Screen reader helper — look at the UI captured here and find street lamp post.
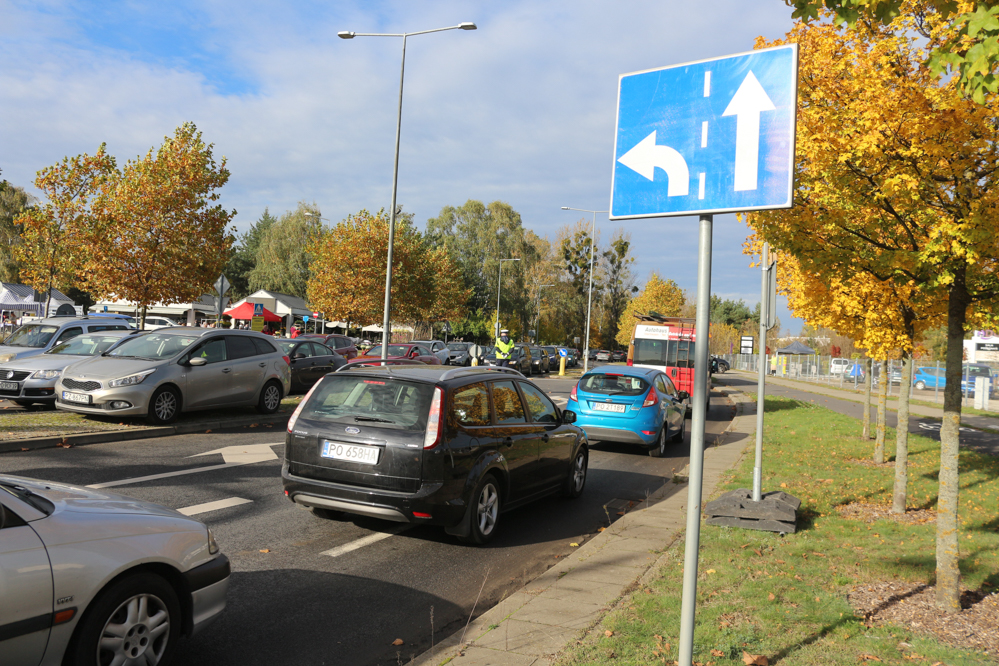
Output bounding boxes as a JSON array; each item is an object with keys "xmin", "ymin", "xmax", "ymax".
[
  {"xmin": 339, "ymin": 22, "xmax": 477, "ymax": 360},
  {"xmin": 561, "ymin": 206, "xmax": 608, "ymax": 373},
  {"xmin": 496, "ymin": 258, "xmax": 520, "ymax": 339}
]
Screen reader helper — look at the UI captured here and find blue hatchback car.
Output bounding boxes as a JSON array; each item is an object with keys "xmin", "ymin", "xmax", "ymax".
[{"xmin": 566, "ymin": 366, "xmax": 688, "ymax": 457}]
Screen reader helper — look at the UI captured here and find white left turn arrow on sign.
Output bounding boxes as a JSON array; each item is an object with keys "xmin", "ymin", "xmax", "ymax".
[
  {"xmin": 617, "ymin": 131, "xmax": 690, "ymax": 196},
  {"xmin": 722, "ymin": 71, "xmax": 776, "ymax": 192},
  {"xmin": 190, "ymin": 442, "xmax": 281, "ymax": 465}
]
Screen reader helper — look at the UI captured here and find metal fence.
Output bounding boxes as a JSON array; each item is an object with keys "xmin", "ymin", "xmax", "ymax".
[{"xmin": 718, "ymin": 353, "xmax": 998, "ymax": 413}]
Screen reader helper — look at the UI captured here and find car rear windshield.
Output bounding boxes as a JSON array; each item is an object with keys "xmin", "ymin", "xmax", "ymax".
[
  {"xmin": 48, "ymin": 334, "xmax": 125, "ymax": 356},
  {"xmin": 365, "ymin": 345, "xmax": 412, "ymax": 357},
  {"xmin": 3, "ymin": 324, "xmax": 59, "ymax": 348},
  {"xmin": 107, "ymin": 333, "xmax": 198, "ymax": 360},
  {"xmin": 299, "ymin": 376, "xmax": 434, "ymax": 431},
  {"xmin": 581, "ymin": 373, "xmax": 649, "ymax": 396},
  {"xmin": 965, "ymin": 365, "xmax": 992, "ymax": 377}
]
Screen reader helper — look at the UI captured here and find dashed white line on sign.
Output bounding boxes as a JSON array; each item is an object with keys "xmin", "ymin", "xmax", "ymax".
[
  {"xmin": 321, "ymin": 525, "xmax": 412, "ymax": 559},
  {"xmin": 178, "ymin": 497, "xmax": 253, "ymax": 516}
]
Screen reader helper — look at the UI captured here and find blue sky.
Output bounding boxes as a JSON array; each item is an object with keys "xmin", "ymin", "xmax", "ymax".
[{"xmin": 0, "ymin": 0, "xmax": 803, "ymax": 336}]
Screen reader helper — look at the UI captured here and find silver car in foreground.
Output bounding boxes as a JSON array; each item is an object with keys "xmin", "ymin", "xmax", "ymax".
[
  {"xmin": 0, "ymin": 330, "xmax": 138, "ymax": 408},
  {"xmin": 55, "ymin": 328, "xmax": 292, "ymax": 424},
  {"xmin": 0, "ymin": 474, "xmax": 230, "ymax": 666}
]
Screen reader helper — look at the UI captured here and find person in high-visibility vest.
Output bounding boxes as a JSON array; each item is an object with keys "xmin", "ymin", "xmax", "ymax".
[{"xmin": 494, "ymin": 328, "xmax": 515, "ymax": 367}]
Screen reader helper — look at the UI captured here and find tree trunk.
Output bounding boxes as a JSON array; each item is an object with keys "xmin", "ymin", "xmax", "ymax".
[
  {"xmin": 936, "ymin": 278, "xmax": 968, "ymax": 612},
  {"xmin": 140, "ymin": 305, "xmax": 147, "ymax": 331},
  {"xmin": 893, "ymin": 352, "xmax": 913, "ymax": 514},
  {"xmin": 875, "ymin": 359, "xmax": 888, "ymax": 463},
  {"xmin": 862, "ymin": 357, "xmax": 873, "ymax": 439}
]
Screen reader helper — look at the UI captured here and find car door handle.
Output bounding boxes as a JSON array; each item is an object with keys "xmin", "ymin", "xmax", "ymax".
[
  {"xmin": 222, "ymin": 368, "xmax": 231, "ymax": 373},
  {"xmin": 503, "ymin": 437, "xmax": 514, "ymax": 447},
  {"xmin": 541, "ymin": 434, "xmax": 549, "ymax": 443},
  {"xmin": 258, "ymin": 362, "xmax": 266, "ymax": 367}
]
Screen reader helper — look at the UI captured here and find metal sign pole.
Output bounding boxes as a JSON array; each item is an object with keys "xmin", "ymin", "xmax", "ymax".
[
  {"xmin": 678, "ymin": 214, "xmax": 713, "ymax": 666},
  {"xmin": 753, "ymin": 243, "xmax": 769, "ymax": 501}
]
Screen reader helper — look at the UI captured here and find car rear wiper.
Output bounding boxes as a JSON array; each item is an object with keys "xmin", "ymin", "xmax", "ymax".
[{"xmin": 354, "ymin": 416, "xmax": 395, "ymax": 423}]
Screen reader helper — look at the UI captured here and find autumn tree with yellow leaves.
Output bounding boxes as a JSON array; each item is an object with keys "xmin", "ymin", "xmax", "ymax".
[
  {"xmin": 87, "ymin": 124, "xmax": 236, "ymax": 329},
  {"xmin": 615, "ymin": 272, "xmax": 686, "ymax": 347},
  {"xmin": 747, "ymin": 8, "xmax": 999, "ymax": 611},
  {"xmin": 307, "ymin": 210, "xmax": 469, "ymax": 333},
  {"xmin": 15, "ymin": 147, "xmax": 116, "ymax": 315}
]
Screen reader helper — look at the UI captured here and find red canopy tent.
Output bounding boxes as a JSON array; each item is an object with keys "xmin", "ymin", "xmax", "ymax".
[{"xmin": 224, "ymin": 302, "xmax": 282, "ymax": 322}]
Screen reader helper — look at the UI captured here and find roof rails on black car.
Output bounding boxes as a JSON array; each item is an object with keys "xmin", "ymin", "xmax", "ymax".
[{"xmin": 439, "ymin": 366, "xmax": 525, "ymax": 382}]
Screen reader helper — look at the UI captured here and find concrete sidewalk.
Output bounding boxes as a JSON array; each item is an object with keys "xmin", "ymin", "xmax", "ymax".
[
  {"xmin": 415, "ymin": 386, "xmax": 758, "ymax": 666},
  {"xmin": 730, "ymin": 369, "xmax": 999, "ymax": 431}
]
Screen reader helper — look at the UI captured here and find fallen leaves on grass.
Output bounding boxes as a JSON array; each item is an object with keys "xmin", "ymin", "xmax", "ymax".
[
  {"xmin": 836, "ymin": 502, "xmax": 936, "ymax": 525},
  {"xmin": 711, "ymin": 649, "xmax": 725, "ymax": 657},
  {"xmin": 857, "ymin": 655, "xmax": 881, "ymax": 662},
  {"xmin": 742, "ymin": 651, "xmax": 768, "ymax": 665},
  {"xmin": 848, "ymin": 581, "xmax": 999, "ymax": 657},
  {"xmin": 605, "ymin": 630, "xmax": 614, "ymax": 637},
  {"xmin": 768, "ymin": 592, "xmax": 776, "ymax": 601}
]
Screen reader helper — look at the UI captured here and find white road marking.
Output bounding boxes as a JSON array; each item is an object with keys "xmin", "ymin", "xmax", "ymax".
[
  {"xmin": 190, "ymin": 443, "xmax": 281, "ymax": 464},
  {"xmin": 178, "ymin": 497, "xmax": 253, "ymax": 516},
  {"xmin": 87, "ymin": 442, "xmax": 284, "ymax": 489},
  {"xmin": 87, "ymin": 463, "xmax": 235, "ymax": 489},
  {"xmin": 321, "ymin": 525, "xmax": 412, "ymax": 558}
]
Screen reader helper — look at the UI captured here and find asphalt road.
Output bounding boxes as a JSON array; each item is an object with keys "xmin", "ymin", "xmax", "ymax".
[
  {"xmin": 719, "ymin": 373, "xmax": 999, "ymax": 456},
  {"xmin": 0, "ymin": 375, "xmax": 735, "ymax": 666}
]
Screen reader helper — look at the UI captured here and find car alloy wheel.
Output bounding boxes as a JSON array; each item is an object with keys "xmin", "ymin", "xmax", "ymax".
[
  {"xmin": 147, "ymin": 386, "xmax": 180, "ymax": 425},
  {"xmin": 476, "ymin": 480, "xmax": 499, "ymax": 536},
  {"xmin": 649, "ymin": 426, "xmax": 668, "ymax": 457},
  {"xmin": 264, "ymin": 384, "xmax": 281, "ymax": 410},
  {"xmin": 98, "ymin": 592, "xmax": 171, "ymax": 665},
  {"xmin": 915, "ymin": 381, "xmax": 926, "ymax": 390},
  {"xmin": 563, "ymin": 449, "xmax": 587, "ymax": 498}
]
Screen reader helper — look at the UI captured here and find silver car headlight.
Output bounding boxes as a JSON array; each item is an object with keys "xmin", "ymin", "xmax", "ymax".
[
  {"xmin": 0, "ymin": 353, "xmax": 15, "ymax": 363},
  {"xmin": 107, "ymin": 369, "xmax": 156, "ymax": 388},
  {"xmin": 207, "ymin": 527, "xmax": 220, "ymax": 555},
  {"xmin": 32, "ymin": 369, "xmax": 62, "ymax": 379}
]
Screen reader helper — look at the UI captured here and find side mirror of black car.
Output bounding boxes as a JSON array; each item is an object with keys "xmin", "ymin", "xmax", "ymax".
[
  {"xmin": 562, "ymin": 409, "xmax": 577, "ymax": 424},
  {"xmin": 294, "ymin": 353, "xmax": 307, "ymax": 360},
  {"xmin": 677, "ymin": 391, "xmax": 689, "ymax": 401}
]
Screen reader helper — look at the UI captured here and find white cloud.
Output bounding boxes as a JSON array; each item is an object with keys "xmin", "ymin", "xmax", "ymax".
[{"xmin": 0, "ymin": 0, "xmax": 804, "ymax": 329}]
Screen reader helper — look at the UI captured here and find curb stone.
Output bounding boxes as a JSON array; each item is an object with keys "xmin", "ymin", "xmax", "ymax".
[
  {"xmin": 0, "ymin": 413, "xmax": 290, "ymax": 455},
  {"xmin": 413, "ymin": 387, "xmax": 756, "ymax": 666}
]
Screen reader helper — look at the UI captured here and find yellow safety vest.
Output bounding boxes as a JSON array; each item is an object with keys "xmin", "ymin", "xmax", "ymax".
[{"xmin": 495, "ymin": 338, "xmax": 515, "ymax": 359}]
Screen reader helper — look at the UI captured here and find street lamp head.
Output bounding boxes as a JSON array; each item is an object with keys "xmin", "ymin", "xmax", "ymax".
[
  {"xmin": 561, "ymin": 207, "xmax": 569, "ymax": 210},
  {"xmin": 458, "ymin": 22, "xmax": 477, "ymax": 30},
  {"xmin": 338, "ymin": 31, "xmax": 355, "ymax": 39}
]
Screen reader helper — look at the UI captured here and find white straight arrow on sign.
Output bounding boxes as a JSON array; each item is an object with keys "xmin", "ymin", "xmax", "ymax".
[{"xmin": 722, "ymin": 71, "xmax": 775, "ymax": 192}]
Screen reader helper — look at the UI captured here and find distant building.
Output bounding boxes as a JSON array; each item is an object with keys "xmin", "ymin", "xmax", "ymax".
[
  {"xmin": 965, "ymin": 330, "xmax": 999, "ymax": 364},
  {"xmin": 93, "ymin": 294, "xmax": 226, "ymax": 324},
  {"xmin": 228, "ymin": 290, "xmax": 312, "ymax": 330}
]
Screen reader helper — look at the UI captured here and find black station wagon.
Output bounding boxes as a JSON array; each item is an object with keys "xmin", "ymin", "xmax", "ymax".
[{"xmin": 281, "ymin": 366, "xmax": 587, "ymax": 544}]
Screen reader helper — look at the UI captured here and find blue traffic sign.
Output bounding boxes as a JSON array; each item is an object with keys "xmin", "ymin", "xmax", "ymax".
[
  {"xmin": 559, "ymin": 348, "xmax": 568, "ymax": 357},
  {"xmin": 610, "ymin": 44, "xmax": 797, "ymax": 220},
  {"xmin": 253, "ymin": 303, "xmax": 264, "ymax": 317}
]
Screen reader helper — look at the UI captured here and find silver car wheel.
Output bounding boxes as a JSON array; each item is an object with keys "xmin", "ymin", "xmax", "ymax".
[
  {"xmin": 572, "ymin": 452, "xmax": 586, "ymax": 493},
  {"xmin": 476, "ymin": 481, "xmax": 499, "ymax": 536},
  {"xmin": 98, "ymin": 593, "xmax": 171, "ymax": 665},
  {"xmin": 263, "ymin": 384, "xmax": 281, "ymax": 411},
  {"xmin": 153, "ymin": 390, "xmax": 178, "ymax": 422}
]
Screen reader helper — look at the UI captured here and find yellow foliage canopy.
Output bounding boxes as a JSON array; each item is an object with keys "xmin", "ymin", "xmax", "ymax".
[{"xmin": 615, "ymin": 272, "xmax": 685, "ymax": 347}]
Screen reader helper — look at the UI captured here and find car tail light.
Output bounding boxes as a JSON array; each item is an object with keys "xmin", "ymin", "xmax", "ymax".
[
  {"xmin": 642, "ymin": 387, "xmax": 659, "ymax": 408},
  {"xmin": 570, "ymin": 382, "xmax": 578, "ymax": 402},
  {"xmin": 627, "ymin": 358, "xmax": 633, "ymax": 366},
  {"xmin": 283, "ymin": 355, "xmax": 291, "ymax": 365},
  {"xmin": 423, "ymin": 386, "xmax": 443, "ymax": 450},
  {"xmin": 287, "ymin": 382, "xmax": 320, "ymax": 433}
]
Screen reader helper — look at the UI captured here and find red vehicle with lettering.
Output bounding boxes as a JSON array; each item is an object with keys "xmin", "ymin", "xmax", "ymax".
[{"xmin": 626, "ymin": 315, "xmax": 701, "ymax": 413}]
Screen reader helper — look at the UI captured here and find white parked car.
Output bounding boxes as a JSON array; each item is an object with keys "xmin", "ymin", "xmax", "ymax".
[
  {"xmin": 0, "ymin": 474, "xmax": 230, "ymax": 666},
  {"xmin": 829, "ymin": 358, "xmax": 851, "ymax": 375},
  {"xmin": 142, "ymin": 316, "xmax": 178, "ymax": 330}
]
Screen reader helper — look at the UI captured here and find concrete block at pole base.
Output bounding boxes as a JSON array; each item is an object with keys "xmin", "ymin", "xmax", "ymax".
[{"xmin": 703, "ymin": 488, "xmax": 801, "ymax": 534}]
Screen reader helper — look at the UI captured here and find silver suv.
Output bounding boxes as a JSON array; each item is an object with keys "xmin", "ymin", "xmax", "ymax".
[
  {"xmin": 0, "ymin": 317, "xmax": 131, "ymax": 364},
  {"xmin": 55, "ymin": 329, "xmax": 291, "ymax": 424}
]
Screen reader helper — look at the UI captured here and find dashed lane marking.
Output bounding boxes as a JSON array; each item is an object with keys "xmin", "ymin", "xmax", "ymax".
[
  {"xmin": 178, "ymin": 497, "xmax": 253, "ymax": 516},
  {"xmin": 320, "ymin": 525, "xmax": 412, "ymax": 558}
]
